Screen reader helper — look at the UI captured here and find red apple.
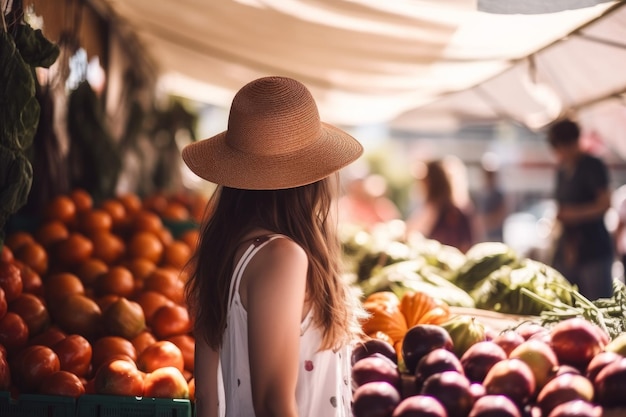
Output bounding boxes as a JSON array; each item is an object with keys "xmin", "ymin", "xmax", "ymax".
[
  {"xmin": 509, "ymin": 339, "xmax": 559, "ymax": 390},
  {"xmin": 482, "ymin": 358, "xmax": 536, "ymax": 407},
  {"xmin": 460, "ymin": 341, "xmax": 507, "ymax": 383},
  {"xmin": 352, "ymin": 353, "xmax": 401, "ymax": 391},
  {"xmin": 392, "ymin": 395, "xmax": 447, "ymax": 417},
  {"xmin": 420, "ymin": 371, "xmax": 474, "ymax": 417},
  {"xmin": 353, "ymin": 381, "xmax": 401, "ymax": 417},
  {"xmin": 536, "ymin": 373, "xmax": 594, "ymax": 417},
  {"xmin": 492, "ymin": 329, "xmax": 524, "ymax": 356}
]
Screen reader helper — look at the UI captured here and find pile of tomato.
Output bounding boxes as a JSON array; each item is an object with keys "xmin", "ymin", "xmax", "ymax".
[{"xmin": 0, "ymin": 189, "xmax": 207, "ymax": 400}]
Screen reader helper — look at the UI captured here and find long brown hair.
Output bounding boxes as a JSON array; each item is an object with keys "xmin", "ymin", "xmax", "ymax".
[
  {"xmin": 424, "ymin": 160, "xmax": 454, "ymax": 207},
  {"xmin": 185, "ymin": 174, "xmax": 364, "ymax": 351}
]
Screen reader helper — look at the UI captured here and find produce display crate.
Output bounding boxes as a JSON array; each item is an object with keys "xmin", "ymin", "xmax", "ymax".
[
  {"xmin": 75, "ymin": 394, "xmax": 192, "ymax": 417},
  {"xmin": 0, "ymin": 391, "xmax": 77, "ymax": 417}
]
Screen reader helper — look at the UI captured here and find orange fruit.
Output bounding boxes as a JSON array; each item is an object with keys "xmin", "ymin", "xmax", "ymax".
[
  {"xmin": 128, "ymin": 232, "xmax": 164, "ymax": 264},
  {"xmin": 90, "ymin": 231, "xmax": 125, "ymax": 265},
  {"xmin": 133, "ymin": 290, "xmax": 174, "ymax": 325},
  {"xmin": 14, "ymin": 241, "xmax": 48, "ymax": 276},
  {"xmin": 53, "ymin": 233, "xmax": 94, "ymax": 267},
  {"xmin": 151, "ymin": 304, "xmax": 191, "ymax": 339},
  {"xmin": 143, "ymin": 268, "xmax": 184, "ymax": 304},
  {"xmin": 44, "ymin": 195, "xmax": 77, "ymax": 224},
  {"xmin": 78, "ymin": 209, "xmax": 113, "ymax": 235},
  {"xmin": 162, "ymin": 241, "xmax": 192, "ymax": 269},
  {"xmin": 44, "ymin": 272, "xmax": 85, "ymax": 305},
  {"xmin": 70, "ymin": 189, "xmax": 93, "ymax": 213},
  {"xmin": 35, "ymin": 220, "xmax": 69, "ymax": 248},
  {"xmin": 94, "ymin": 266, "xmax": 135, "ymax": 298}
]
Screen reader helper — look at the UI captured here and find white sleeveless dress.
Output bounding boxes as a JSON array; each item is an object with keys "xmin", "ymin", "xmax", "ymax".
[{"xmin": 218, "ymin": 234, "xmax": 352, "ymax": 417}]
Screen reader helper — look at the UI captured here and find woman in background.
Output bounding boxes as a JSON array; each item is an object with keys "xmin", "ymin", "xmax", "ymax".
[{"xmin": 406, "ymin": 159, "xmax": 474, "ymax": 253}]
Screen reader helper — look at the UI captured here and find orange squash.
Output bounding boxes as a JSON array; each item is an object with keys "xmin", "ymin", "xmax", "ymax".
[
  {"xmin": 361, "ymin": 298, "xmax": 407, "ymax": 344},
  {"xmin": 361, "ymin": 290, "xmax": 451, "ymax": 345},
  {"xmin": 399, "ymin": 291, "xmax": 451, "ymax": 328}
]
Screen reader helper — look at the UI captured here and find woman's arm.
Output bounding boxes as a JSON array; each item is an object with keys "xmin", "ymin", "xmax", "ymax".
[
  {"xmin": 194, "ymin": 336, "xmax": 221, "ymax": 417},
  {"xmin": 245, "ymin": 238, "xmax": 308, "ymax": 417}
]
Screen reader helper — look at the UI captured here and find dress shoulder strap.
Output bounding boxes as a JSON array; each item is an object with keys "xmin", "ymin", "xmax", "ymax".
[{"xmin": 228, "ymin": 234, "xmax": 285, "ymax": 306}]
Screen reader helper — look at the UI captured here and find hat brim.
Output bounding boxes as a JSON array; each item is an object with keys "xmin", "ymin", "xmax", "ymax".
[{"xmin": 182, "ymin": 122, "xmax": 363, "ymax": 190}]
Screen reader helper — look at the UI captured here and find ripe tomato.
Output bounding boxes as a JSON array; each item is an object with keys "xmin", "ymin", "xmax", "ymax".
[
  {"xmin": 0, "ymin": 245, "xmax": 14, "ymax": 263},
  {"xmin": 44, "ymin": 272, "xmax": 85, "ymax": 305},
  {"xmin": 14, "ymin": 241, "xmax": 48, "ymax": 276},
  {"xmin": 188, "ymin": 377, "xmax": 195, "ymax": 401},
  {"xmin": 0, "ymin": 260, "xmax": 23, "ymax": 302},
  {"xmin": 28, "ymin": 325, "xmax": 67, "ymax": 348},
  {"xmin": 10, "ymin": 344, "xmax": 60, "ymax": 392},
  {"xmin": 167, "ymin": 334, "xmax": 195, "ymax": 372},
  {"xmin": 151, "ymin": 304, "xmax": 191, "ymax": 339},
  {"xmin": 134, "ymin": 290, "xmax": 174, "ymax": 325},
  {"xmin": 9, "ymin": 293, "xmax": 50, "ymax": 336},
  {"xmin": 0, "ymin": 311, "xmax": 29, "ymax": 353},
  {"xmin": 52, "ymin": 334, "xmax": 93, "ymax": 378},
  {"xmin": 142, "ymin": 268, "xmax": 184, "ymax": 304},
  {"xmin": 143, "ymin": 366, "xmax": 189, "ymax": 399},
  {"xmin": 49, "ymin": 293, "xmax": 102, "ymax": 339},
  {"xmin": 14, "ymin": 260, "xmax": 43, "ymax": 297},
  {"xmin": 131, "ymin": 331, "xmax": 157, "ymax": 356},
  {"xmin": 94, "ymin": 358, "xmax": 144, "ymax": 396},
  {"xmin": 39, "ymin": 370, "xmax": 85, "ymax": 397},
  {"xmin": 91, "ymin": 336, "xmax": 137, "ymax": 372},
  {"xmin": 136, "ymin": 340, "xmax": 184, "ymax": 373}
]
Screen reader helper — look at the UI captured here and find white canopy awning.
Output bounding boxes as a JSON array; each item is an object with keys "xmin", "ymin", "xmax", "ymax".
[{"xmin": 97, "ymin": 0, "xmax": 624, "ymax": 131}]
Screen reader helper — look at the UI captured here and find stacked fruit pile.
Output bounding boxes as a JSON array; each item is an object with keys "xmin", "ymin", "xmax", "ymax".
[
  {"xmin": 0, "ymin": 189, "xmax": 205, "ymax": 400},
  {"xmin": 354, "ymin": 290, "xmax": 626, "ymax": 417}
]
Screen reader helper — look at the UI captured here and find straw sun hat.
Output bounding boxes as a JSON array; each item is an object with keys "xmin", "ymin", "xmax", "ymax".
[{"xmin": 182, "ymin": 76, "xmax": 363, "ymax": 190}]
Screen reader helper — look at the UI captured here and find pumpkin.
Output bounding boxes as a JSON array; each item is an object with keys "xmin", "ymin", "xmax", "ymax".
[
  {"xmin": 400, "ymin": 291, "xmax": 451, "ymax": 327},
  {"xmin": 361, "ymin": 290, "xmax": 451, "ymax": 345},
  {"xmin": 361, "ymin": 299, "xmax": 407, "ymax": 344}
]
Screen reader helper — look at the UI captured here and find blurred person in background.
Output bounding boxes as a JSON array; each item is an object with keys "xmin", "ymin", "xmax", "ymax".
[
  {"xmin": 474, "ymin": 154, "xmax": 508, "ymax": 242},
  {"xmin": 547, "ymin": 118, "xmax": 614, "ymax": 300},
  {"xmin": 406, "ymin": 159, "xmax": 474, "ymax": 253},
  {"xmin": 338, "ymin": 173, "xmax": 401, "ymax": 231}
]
